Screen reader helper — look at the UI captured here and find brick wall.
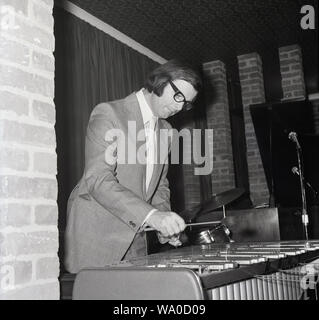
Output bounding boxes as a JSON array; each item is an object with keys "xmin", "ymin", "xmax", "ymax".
[
  {"xmin": 279, "ymin": 44, "xmax": 306, "ymax": 100},
  {"xmin": 237, "ymin": 53, "xmax": 269, "ymax": 206},
  {"xmin": 0, "ymin": 0, "xmax": 59, "ymax": 299},
  {"xmin": 203, "ymin": 60, "xmax": 235, "ymax": 195},
  {"xmin": 181, "ymin": 123, "xmax": 201, "ymax": 211},
  {"xmin": 312, "ymin": 97, "xmax": 319, "ymax": 134}
]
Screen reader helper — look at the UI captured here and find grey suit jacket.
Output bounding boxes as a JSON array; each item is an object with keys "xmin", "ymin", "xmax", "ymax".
[{"xmin": 64, "ymin": 93, "xmax": 172, "ymax": 273}]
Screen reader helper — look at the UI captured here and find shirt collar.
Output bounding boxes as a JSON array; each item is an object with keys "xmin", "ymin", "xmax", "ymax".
[{"xmin": 136, "ymin": 89, "xmax": 157, "ymax": 125}]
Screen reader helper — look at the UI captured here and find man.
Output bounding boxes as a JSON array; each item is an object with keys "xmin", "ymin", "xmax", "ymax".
[{"xmin": 64, "ymin": 60, "xmax": 202, "ymax": 273}]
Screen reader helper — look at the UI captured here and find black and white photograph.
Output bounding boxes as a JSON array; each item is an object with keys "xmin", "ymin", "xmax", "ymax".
[{"xmin": 0, "ymin": 0, "xmax": 318, "ymax": 305}]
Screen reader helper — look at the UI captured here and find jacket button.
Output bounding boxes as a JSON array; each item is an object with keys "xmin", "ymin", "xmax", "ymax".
[{"xmin": 129, "ymin": 221, "xmax": 136, "ymax": 228}]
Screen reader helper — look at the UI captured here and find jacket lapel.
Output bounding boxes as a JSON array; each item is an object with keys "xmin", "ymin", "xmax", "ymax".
[
  {"xmin": 124, "ymin": 93, "xmax": 147, "ymax": 200},
  {"xmin": 146, "ymin": 119, "xmax": 166, "ymax": 201},
  {"xmin": 123, "ymin": 93, "xmax": 168, "ymax": 202}
]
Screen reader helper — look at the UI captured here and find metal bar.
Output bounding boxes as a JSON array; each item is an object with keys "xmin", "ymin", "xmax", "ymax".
[{"xmin": 143, "ymin": 221, "xmax": 222, "ymax": 232}]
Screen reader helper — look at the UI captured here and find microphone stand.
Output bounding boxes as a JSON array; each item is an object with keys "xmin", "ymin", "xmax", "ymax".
[
  {"xmin": 295, "ymin": 143, "xmax": 309, "ymax": 240},
  {"xmin": 293, "ymin": 168, "xmax": 319, "ymax": 199}
]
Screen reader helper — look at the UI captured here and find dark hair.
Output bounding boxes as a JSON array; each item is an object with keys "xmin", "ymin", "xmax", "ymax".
[{"xmin": 144, "ymin": 59, "xmax": 202, "ymax": 96}]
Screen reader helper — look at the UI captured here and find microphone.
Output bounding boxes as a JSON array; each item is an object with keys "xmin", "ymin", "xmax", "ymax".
[
  {"xmin": 292, "ymin": 166, "xmax": 319, "ymax": 197},
  {"xmin": 288, "ymin": 132, "xmax": 301, "ymax": 149},
  {"xmin": 291, "ymin": 166, "xmax": 299, "ymax": 175}
]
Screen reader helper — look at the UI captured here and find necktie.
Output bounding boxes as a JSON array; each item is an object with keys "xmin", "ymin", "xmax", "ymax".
[{"xmin": 145, "ymin": 116, "xmax": 157, "ymax": 192}]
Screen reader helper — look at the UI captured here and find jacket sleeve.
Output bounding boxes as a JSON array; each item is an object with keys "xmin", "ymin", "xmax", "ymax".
[{"xmin": 83, "ymin": 107, "xmax": 155, "ymax": 233}]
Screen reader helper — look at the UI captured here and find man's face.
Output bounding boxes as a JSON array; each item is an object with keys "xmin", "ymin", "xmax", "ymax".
[{"xmin": 151, "ymin": 79, "xmax": 198, "ymax": 119}]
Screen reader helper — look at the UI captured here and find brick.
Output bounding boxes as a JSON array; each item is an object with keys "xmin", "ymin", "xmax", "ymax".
[
  {"xmin": 203, "ymin": 61, "xmax": 223, "ymax": 68},
  {"xmin": 0, "ymin": 260, "xmax": 32, "ymax": 285},
  {"xmin": 32, "ymin": 100, "xmax": 55, "ymax": 123},
  {"xmin": 283, "ymin": 84, "xmax": 304, "ymax": 91},
  {"xmin": 0, "ymin": 175, "xmax": 57, "ymax": 200},
  {"xmin": 34, "ymin": 205, "xmax": 57, "ymax": 225},
  {"xmin": 290, "ymin": 64, "xmax": 302, "ymax": 71},
  {"xmin": 0, "ymin": 65, "xmax": 54, "ymax": 97},
  {"xmin": 239, "ymin": 66, "xmax": 259, "ymax": 74},
  {"xmin": 33, "ymin": 152, "xmax": 56, "ymax": 174},
  {"xmin": 2, "ymin": 14, "xmax": 54, "ymax": 51},
  {"xmin": 280, "ymin": 66, "xmax": 290, "ymax": 72},
  {"xmin": 251, "ymin": 84, "xmax": 263, "ymax": 91},
  {"xmin": 292, "ymin": 91, "xmax": 305, "ymax": 97},
  {"xmin": 289, "ymin": 52, "xmax": 302, "ymax": 60},
  {"xmin": 207, "ymin": 78, "xmax": 225, "ymax": 87},
  {"xmin": 1, "ymin": 0, "xmax": 29, "ymax": 16},
  {"xmin": 203, "ymin": 62, "xmax": 215, "ymax": 69},
  {"xmin": 279, "ymin": 44, "xmax": 300, "ymax": 53},
  {"xmin": 0, "ymin": 119, "xmax": 56, "ymax": 147},
  {"xmin": 240, "ymin": 86, "xmax": 252, "ymax": 93},
  {"xmin": 282, "ymin": 71, "xmax": 304, "ymax": 78},
  {"xmin": 239, "ymin": 74, "xmax": 249, "ymax": 81},
  {"xmin": 238, "ymin": 53, "xmax": 258, "ymax": 60},
  {"xmin": 1, "ymin": 281, "xmax": 59, "ymax": 300},
  {"xmin": 1, "ymin": 231, "xmax": 58, "ymax": 256},
  {"xmin": 238, "ymin": 61, "xmax": 247, "ymax": 68},
  {"xmin": 246, "ymin": 59, "xmax": 261, "ymax": 67},
  {"xmin": 242, "ymin": 99, "xmax": 252, "ymax": 106},
  {"xmin": 210, "ymin": 67, "xmax": 224, "ymax": 74},
  {"xmin": 0, "ymin": 147, "xmax": 29, "ymax": 171},
  {"xmin": 247, "ymin": 151, "xmax": 256, "ymax": 157},
  {"xmin": 0, "ymin": 35, "xmax": 30, "ymax": 66},
  {"xmin": 248, "ymin": 72, "xmax": 263, "ymax": 79},
  {"xmin": 243, "ymin": 91, "xmax": 261, "ymax": 98},
  {"xmin": 0, "ymin": 203, "xmax": 32, "ymax": 227},
  {"xmin": 32, "ymin": 51, "xmax": 54, "ymax": 72},
  {"xmin": 250, "ymin": 97, "xmax": 265, "ymax": 104},
  {"xmin": 280, "ymin": 58, "xmax": 300, "ymax": 66},
  {"xmin": 36, "ymin": 256, "xmax": 59, "ymax": 280},
  {"xmin": 279, "ymin": 53, "xmax": 289, "ymax": 59},
  {"xmin": 292, "ymin": 77, "xmax": 303, "ymax": 83},
  {"xmin": 246, "ymin": 143, "xmax": 258, "ymax": 149},
  {"xmin": 283, "ymin": 92, "xmax": 293, "ymax": 99},
  {"xmin": 282, "ymin": 80, "xmax": 292, "ymax": 86},
  {"xmin": 31, "ymin": 1, "xmax": 54, "ymax": 30},
  {"xmin": 240, "ymin": 79, "xmax": 263, "ymax": 86},
  {"xmin": 0, "ymin": 90, "xmax": 29, "ymax": 115}
]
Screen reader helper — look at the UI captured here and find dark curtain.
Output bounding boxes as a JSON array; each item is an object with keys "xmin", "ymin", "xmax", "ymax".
[{"xmin": 53, "ymin": 7, "xmax": 158, "ymax": 238}]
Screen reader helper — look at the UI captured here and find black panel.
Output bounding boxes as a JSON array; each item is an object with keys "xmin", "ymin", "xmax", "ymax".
[{"xmin": 250, "ymin": 100, "xmax": 316, "ymax": 207}]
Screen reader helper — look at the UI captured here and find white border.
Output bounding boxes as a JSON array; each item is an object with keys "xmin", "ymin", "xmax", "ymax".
[{"xmin": 55, "ymin": 0, "xmax": 167, "ymax": 64}]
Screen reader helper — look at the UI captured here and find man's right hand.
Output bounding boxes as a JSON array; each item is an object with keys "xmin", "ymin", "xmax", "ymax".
[{"xmin": 145, "ymin": 211, "xmax": 186, "ymax": 237}]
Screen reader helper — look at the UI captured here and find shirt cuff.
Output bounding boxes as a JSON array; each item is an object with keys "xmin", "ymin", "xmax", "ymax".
[{"xmin": 141, "ymin": 208, "xmax": 158, "ymax": 229}]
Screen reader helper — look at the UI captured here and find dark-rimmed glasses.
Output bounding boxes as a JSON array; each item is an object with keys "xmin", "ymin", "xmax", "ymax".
[{"xmin": 168, "ymin": 80, "xmax": 194, "ymax": 111}]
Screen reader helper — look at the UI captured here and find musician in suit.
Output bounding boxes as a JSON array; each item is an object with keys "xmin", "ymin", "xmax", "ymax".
[{"xmin": 64, "ymin": 60, "xmax": 202, "ymax": 273}]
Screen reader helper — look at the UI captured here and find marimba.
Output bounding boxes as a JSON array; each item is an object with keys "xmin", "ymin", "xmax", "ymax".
[{"xmin": 72, "ymin": 240, "xmax": 319, "ymax": 300}]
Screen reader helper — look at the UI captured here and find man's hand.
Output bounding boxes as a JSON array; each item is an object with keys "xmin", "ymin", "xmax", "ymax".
[
  {"xmin": 157, "ymin": 233, "xmax": 182, "ymax": 247},
  {"xmin": 145, "ymin": 211, "xmax": 186, "ymax": 237}
]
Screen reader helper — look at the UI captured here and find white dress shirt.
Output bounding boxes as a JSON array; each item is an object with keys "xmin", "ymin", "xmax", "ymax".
[{"xmin": 136, "ymin": 89, "xmax": 159, "ymax": 223}]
